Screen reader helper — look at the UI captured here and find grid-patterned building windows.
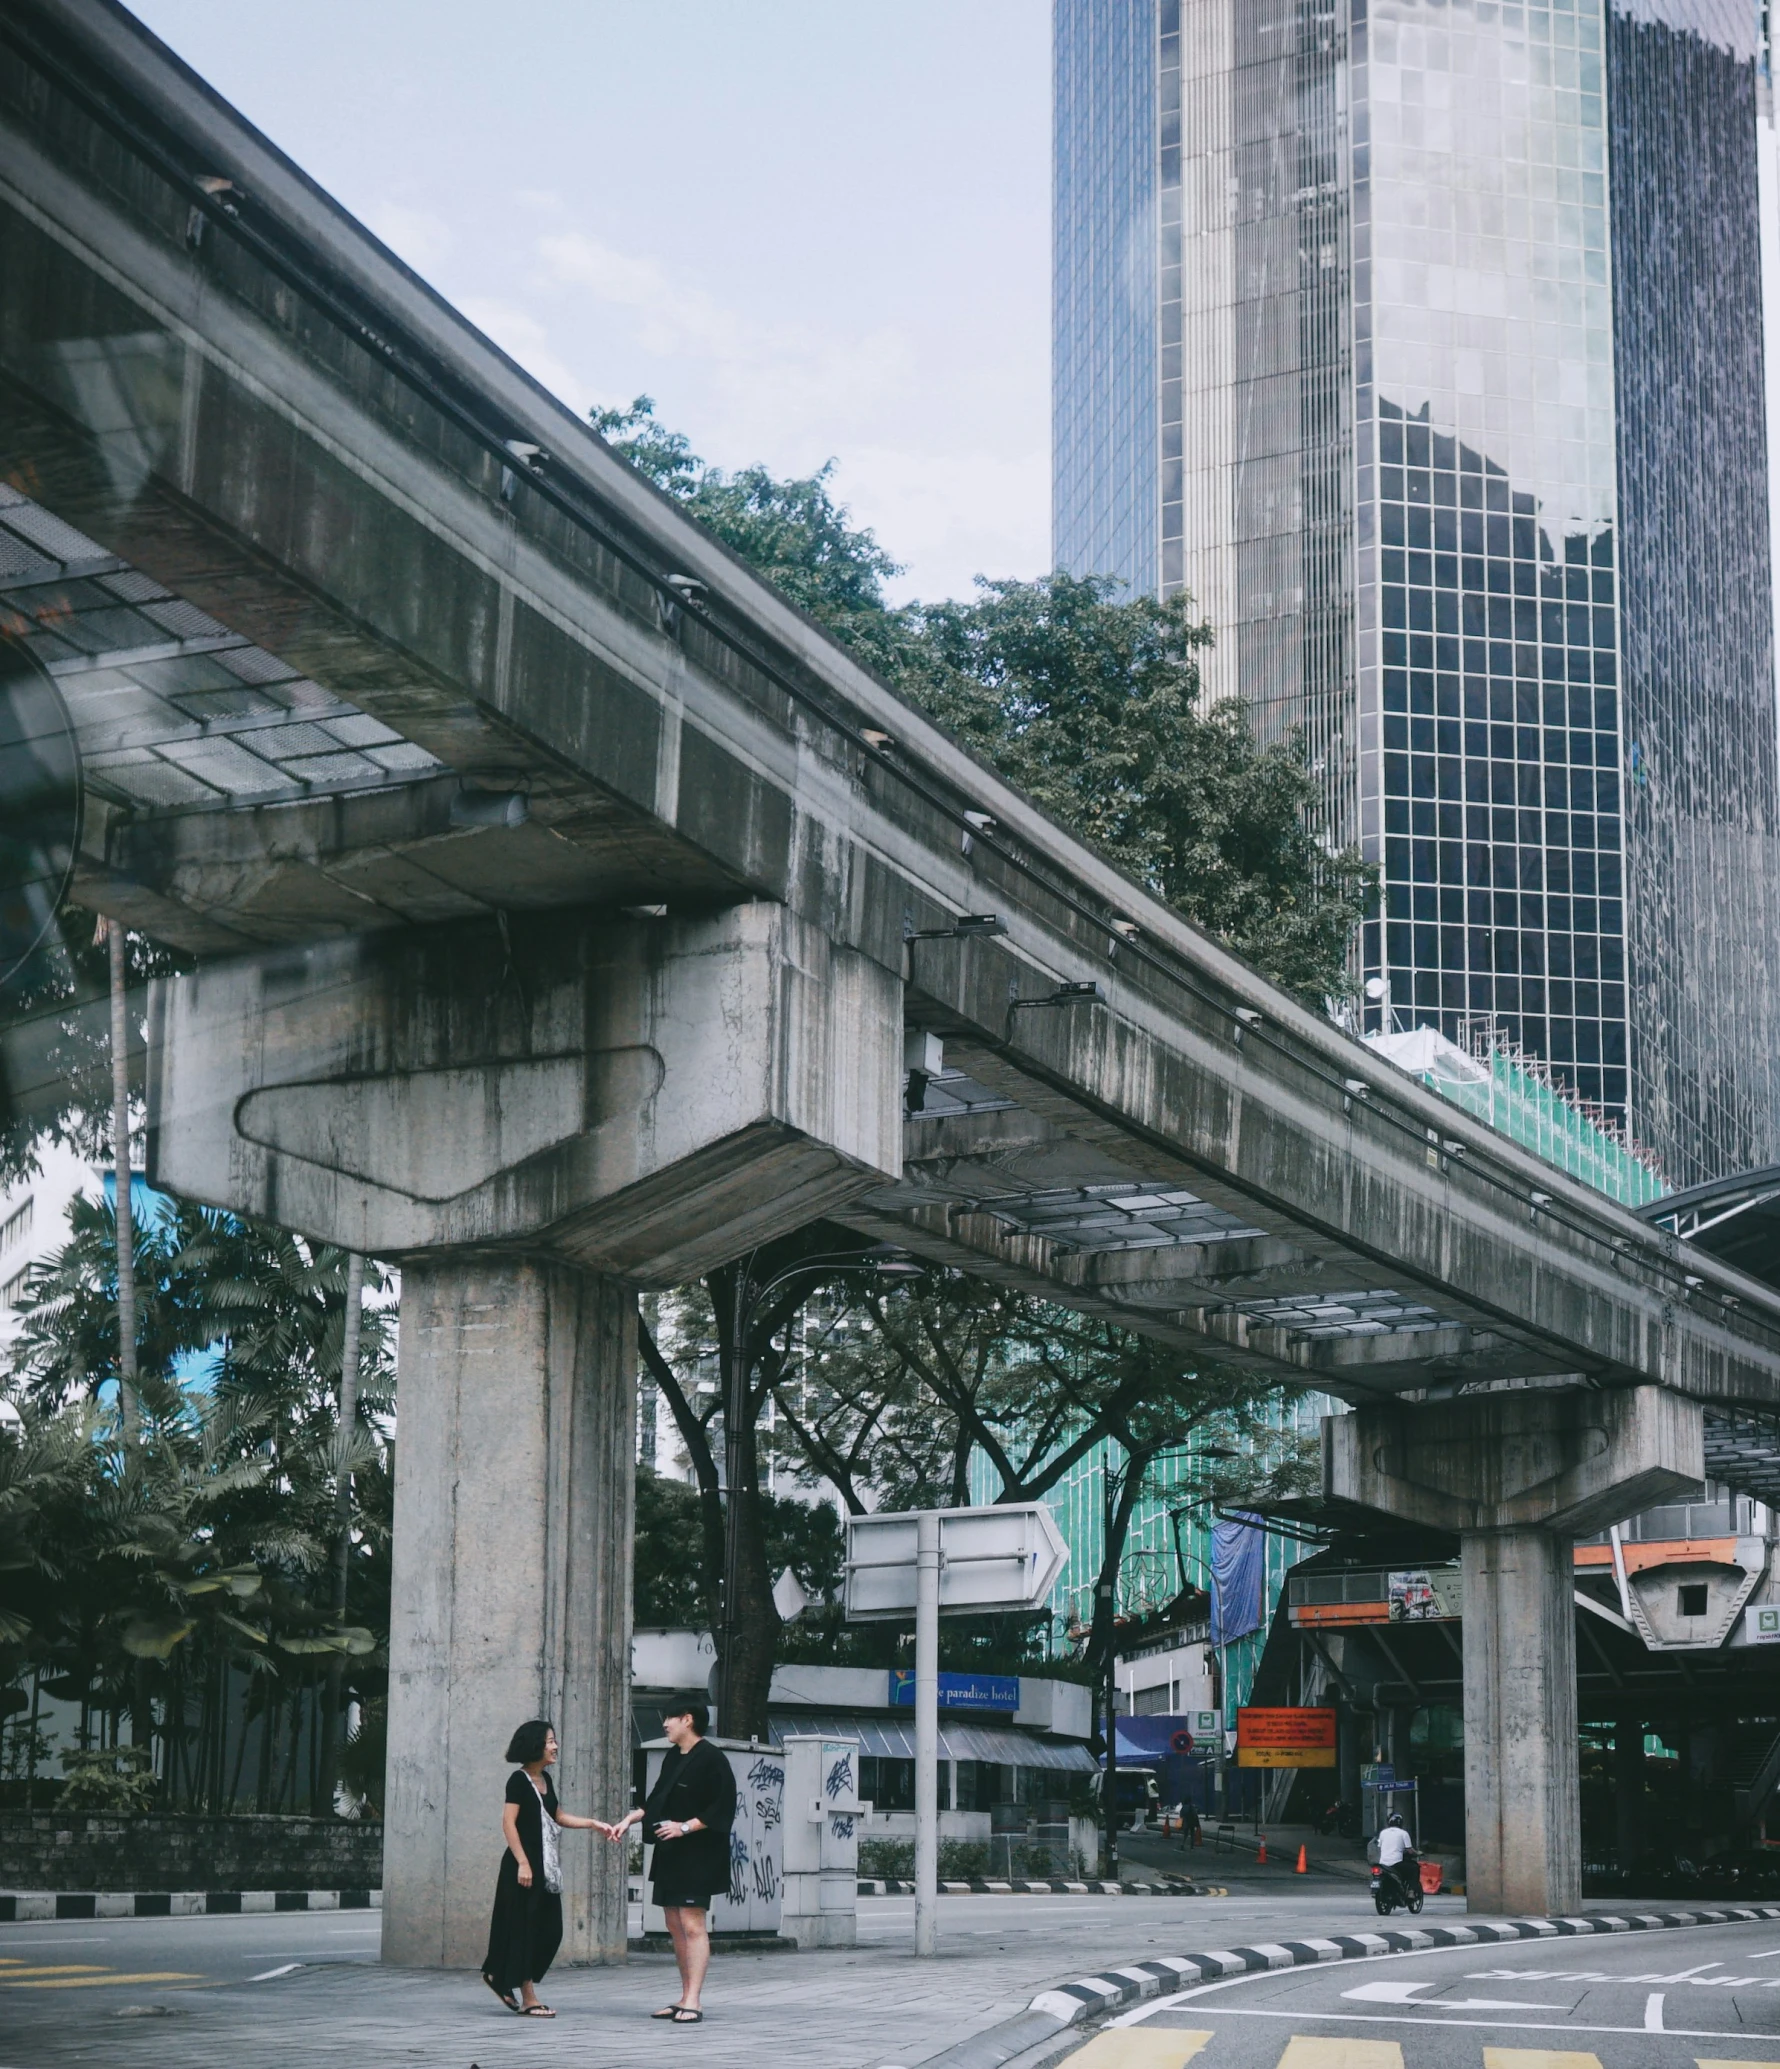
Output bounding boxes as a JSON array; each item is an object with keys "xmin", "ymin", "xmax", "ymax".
[
  {"xmin": 1054, "ymin": 0, "xmax": 1160, "ymax": 595},
  {"xmin": 1053, "ymin": 0, "xmax": 1780, "ymax": 1182}
]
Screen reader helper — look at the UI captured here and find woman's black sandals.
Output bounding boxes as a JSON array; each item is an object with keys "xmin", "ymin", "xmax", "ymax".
[
  {"xmin": 481, "ymin": 1973, "xmax": 520, "ymax": 2014},
  {"xmin": 520, "ymin": 2003, "xmax": 555, "ymax": 2018},
  {"xmin": 671, "ymin": 2008, "xmax": 703, "ymax": 2022},
  {"xmin": 652, "ymin": 2006, "xmax": 687, "ymax": 2020}
]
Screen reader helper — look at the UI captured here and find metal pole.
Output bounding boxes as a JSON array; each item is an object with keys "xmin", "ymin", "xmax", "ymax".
[
  {"xmin": 1101, "ymin": 1465, "xmax": 1118, "ymax": 1884},
  {"xmin": 718, "ymin": 1267, "xmax": 751, "ymax": 1736},
  {"xmin": 321, "ymin": 1251, "xmax": 364, "ymax": 1813},
  {"xmin": 106, "ymin": 920, "xmax": 137, "ymax": 1442},
  {"xmin": 914, "ymin": 1509, "xmax": 939, "ymax": 1956},
  {"xmin": 333, "ymin": 1252, "xmax": 365, "ymax": 1618}
]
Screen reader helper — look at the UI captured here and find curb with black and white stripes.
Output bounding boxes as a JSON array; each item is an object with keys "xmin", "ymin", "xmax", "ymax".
[
  {"xmin": 0, "ymin": 1888, "xmax": 381, "ymax": 1921},
  {"xmin": 891, "ymin": 1904, "xmax": 1780, "ymax": 2069}
]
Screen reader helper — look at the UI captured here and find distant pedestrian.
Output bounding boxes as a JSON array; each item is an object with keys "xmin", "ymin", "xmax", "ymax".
[
  {"xmin": 482, "ymin": 1719, "xmax": 610, "ymax": 2017},
  {"xmin": 606, "ymin": 1702, "xmax": 736, "ymax": 2023}
]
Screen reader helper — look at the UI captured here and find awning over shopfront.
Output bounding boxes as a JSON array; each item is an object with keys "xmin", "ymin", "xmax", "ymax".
[{"xmin": 626, "ymin": 1700, "xmax": 1094, "ymax": 1769}]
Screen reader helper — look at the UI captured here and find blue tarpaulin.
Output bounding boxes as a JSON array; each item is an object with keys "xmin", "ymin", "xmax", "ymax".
[{"xmin": 1209, "ymin": 1514, "xmax": 1265, "ymax": 1646}]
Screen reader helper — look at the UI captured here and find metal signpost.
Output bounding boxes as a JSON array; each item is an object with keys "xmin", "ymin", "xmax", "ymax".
[{"xmin": 844, "ymin": 1504, "xmax": 1067, "ymax": 1955}]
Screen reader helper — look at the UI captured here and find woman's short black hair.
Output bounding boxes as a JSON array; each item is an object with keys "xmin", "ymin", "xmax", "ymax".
[
  {"xmin": 664, "ymin": 1700, "xmax": 709, "ymax": 1737},
  {"xmin": 505, "ymin": 1718, "xmax": 554, "ymax": 1764}
]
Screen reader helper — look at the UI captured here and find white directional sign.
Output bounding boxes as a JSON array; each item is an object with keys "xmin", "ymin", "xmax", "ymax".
[{"xmin": 844, "ymin": 1503, "xmax": 1068, "ymax": 1621}]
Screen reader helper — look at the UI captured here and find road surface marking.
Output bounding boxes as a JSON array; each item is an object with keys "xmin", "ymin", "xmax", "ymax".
[
  {"xmin": 1276, "ymin": 2039, "xmax": 1405, "ymax": 2069},
  {"xmin": 1344, "ymin": 1985, "xmax": 1571, "ymax": 2012},
  {"xmin": 1064, "ymin": 2030, "xmax": 1212, "ymax": 2068},
  {"xmin": 1645, "ymin": 1996, "xmax": 1664, "ymax": 2032},
  {"xmin": 249, "ymin": 1964, "xmax": 303, "ymax": 1981},
  {"xmin": 0, "ymin": 1967, "xmax": 108, "ymax": 1979},
  {"xmin": 2, "ymin": 1972, "xmax": 202, "ymax": 1989},
  {"xmin": 1697, "ymin": 2059, "xmax": 1780, "ymax": 2068},
  {"xmin": 1482, "ymin": 2053, "xmax": 1602, "ymax": 2069},
  {"xmin": 1111, "ymin": 1927, "xmax": 1780, "ymax": 2031},
  {"xmin": 1174, "ymin": 2009, "xmax": 1758, "ymax": 2041}
]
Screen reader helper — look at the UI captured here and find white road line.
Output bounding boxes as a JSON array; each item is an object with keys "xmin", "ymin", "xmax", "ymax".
[
  {"xmin": 247, "ymin": 1964, "xmax": 303, "ymax": 1982},
  {"xmin": 1152, "ymin": 2007, "xmax": 1760, "ymax": 2040},
  {"xmin": 1111, "ymin": 1924, "xmax": 1780, "ymax": 2028},
  {"xmin": 1645, "ymin": 1992, "xmax": 1665, "ymax": 2030}
]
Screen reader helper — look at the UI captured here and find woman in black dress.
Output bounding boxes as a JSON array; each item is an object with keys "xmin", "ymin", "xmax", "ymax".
[
  {"xmin": 607, "ymin": 1702, "xmax": 736, "ymax": 2023},
  {"xmin": 482, "ymin": 1719, "xmax": 608, "ymax": 2017}
]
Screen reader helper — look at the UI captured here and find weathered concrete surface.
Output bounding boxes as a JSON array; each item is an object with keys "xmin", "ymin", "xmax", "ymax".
[
  {"xmin": 148, "ymin": 904, "xmax": 902, "ymax": 1282},
  {"xmin": 1324, "ymin": 1385, "xmax": 1705, "ymax": 1537},
  {"xmin": 4, "ymin": 0, "xmax": 1780, "ymax": 1401},
  {"xmin": 1461, "ymin": 1528, "xmax": 1581, "ymax": 1915},
  {"xmin": 1325, "ymin": 1386, "xmax": 1704, "ymax": 1914},
  {"xmin": 383, "ymin": 1259, "xmax": 634, "ymax": 1968}
]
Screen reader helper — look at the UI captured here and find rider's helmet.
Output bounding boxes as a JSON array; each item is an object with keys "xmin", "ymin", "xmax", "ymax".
[{"xmin": 1386, "ymin": 1811, "xmax": 1405, "ymax": 1827}]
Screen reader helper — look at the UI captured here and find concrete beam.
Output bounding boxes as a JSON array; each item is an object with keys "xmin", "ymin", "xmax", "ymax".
[
  {"xmin": 147, "ymin": 902, "xmax": 902, "ymax": 1282},
  {"xmin": 1063, "ymin": 1236, "xmax": 1366, "ymax": 1305},
  {"xmin": 1324, "ymin": 1387, "xmax": 1704, "ymax": 1537}
]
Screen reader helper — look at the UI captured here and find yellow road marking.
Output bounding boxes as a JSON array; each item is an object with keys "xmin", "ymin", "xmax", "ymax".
[
  {"xmin": 1276, "ymin": 2041, "xmax": 1405, "ymax": 2069},
  {"xmin": 1068, "ymin": 2027, "xmax": 1208, "ymax": 2060},
  {"xmin": 0, "ymin": 1966, "xmax": 109, "ymax": 1978},
  {"xmin": 1068, "ymin": 2029, "xmax": 1213, "ymax": 2068},
  {"xmin": 1484, "ymin": 2052, "xmax": 1604, "ymax": 2069},
  {"xmin": 1698, "ymin": 2061, "xmax": 1780, "ymax": 2069},
  {"xmin": 2, "ymin": 1971, "xmax": 203, "ymax": 1989}
]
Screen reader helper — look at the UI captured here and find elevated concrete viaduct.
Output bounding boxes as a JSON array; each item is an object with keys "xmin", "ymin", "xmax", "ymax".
[{"xmin": 2, "ymin": 0, "xmax": 1775, "ymax": 1939}]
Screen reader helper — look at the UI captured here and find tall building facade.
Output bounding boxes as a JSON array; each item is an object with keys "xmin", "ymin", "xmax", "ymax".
[{"xmin": 1054, "ymin": 0, "xmax": 1780, "ymax": 1186}]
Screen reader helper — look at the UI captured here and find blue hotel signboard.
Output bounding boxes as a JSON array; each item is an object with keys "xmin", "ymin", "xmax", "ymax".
[{"xmin": 889, "ymin": 1670, "xmax": 1020, "ymax": 1712}]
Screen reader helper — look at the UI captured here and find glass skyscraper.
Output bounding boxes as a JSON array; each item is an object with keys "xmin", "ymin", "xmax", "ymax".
[{"xmin": 1054, "ymin": 0, "xmax": 1780, "ymax": 1187}]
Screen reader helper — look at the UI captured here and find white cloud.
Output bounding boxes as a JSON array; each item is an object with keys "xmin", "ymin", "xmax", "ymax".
[
  {"xmin": 361, "ymin": 199, "xmax": 455, "ymax": 278},
  {"xmin": 838, "ymin": 444, "xmax": 1050, "ymax": 605},
  {"xmin": 456, "ymin": 297, "xmax": 594, "ymax": 417}
]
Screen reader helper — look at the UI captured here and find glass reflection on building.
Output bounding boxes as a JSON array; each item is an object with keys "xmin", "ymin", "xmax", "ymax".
[{"xmin": 1052, "ymin": 0, "xmax": 1780, "ymax": 1186}]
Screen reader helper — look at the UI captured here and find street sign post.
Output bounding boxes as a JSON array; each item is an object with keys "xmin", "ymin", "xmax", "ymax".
[{"xmin": 844, "ymin": 1505, "xmax": 1067, "ymax": 1955}]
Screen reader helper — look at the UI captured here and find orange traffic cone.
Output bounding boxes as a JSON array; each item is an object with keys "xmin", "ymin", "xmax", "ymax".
[
  {"xmin": 1256, "ymin": 1836, "xmax": 1267, "ymax": 1865},
  {"xmin": 1295, "ymin": 1844, "xmax": 1308, "ymax": 1874}
]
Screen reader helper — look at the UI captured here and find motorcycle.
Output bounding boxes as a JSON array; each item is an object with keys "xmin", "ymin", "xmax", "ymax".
[{"xmin": 1370, "ymin": 1859, "xmax": 1424, "ymax": 1915}]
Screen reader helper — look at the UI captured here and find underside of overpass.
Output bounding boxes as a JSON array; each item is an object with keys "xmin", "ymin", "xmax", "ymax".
[{"xmin": 6, "ymin": 0, "xmax": 1780, "ymax": 1948}]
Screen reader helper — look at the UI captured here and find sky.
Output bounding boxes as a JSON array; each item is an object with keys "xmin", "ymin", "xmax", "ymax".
[{"xmin": 127, "ymin": 0, "xmax": 1053, "ymax": 606}]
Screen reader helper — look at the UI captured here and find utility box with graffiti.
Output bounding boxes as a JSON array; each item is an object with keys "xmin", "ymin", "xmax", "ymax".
[
  {"xmin": 781, "ymin": 1734, "xmax": 864, "ymax": 1948},
  {"xmin": 641, "ymin": 1738, "xmax": 786, "ymax": 1939}
]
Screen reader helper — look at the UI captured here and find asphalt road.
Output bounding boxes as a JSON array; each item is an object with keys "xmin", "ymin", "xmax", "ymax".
[
  {"xmin": 0, "ymin": 1888, "xmax": 1463, "ymax": 1996},
  {"xmin": 1072, "ymin": 1917, "xmax": 1780, "ymax": 2069}
]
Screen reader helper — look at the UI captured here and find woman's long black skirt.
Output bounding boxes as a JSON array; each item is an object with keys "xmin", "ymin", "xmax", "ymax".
[{"xmin": 482, "ymin": 1854, "xmax": 563, "ymax": 1996}]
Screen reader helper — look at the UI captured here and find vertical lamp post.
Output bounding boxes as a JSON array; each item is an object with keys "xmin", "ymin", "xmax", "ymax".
[{"xmin": 714, "ymin": 1249, "xmax": 923, "ymax": 1736}]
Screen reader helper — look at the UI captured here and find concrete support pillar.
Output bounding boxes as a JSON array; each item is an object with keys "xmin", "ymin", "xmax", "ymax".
[
  {"xmin": 1325, "ymin": 1384, "xmax": 1703, "ymax": 1918},
  {"xmin": 1460, "ymin": 1527, "xmax": 1579, "ymax": 1914},
  {"xmin": 382, "ymin": 1256, "xmax": 636, "ymax": 1969}
]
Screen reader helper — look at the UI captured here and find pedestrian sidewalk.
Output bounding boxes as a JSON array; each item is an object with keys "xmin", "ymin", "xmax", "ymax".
[{"xmin": 0, "ymin": 1890, "xmax": 1463, "ymax": 2068}]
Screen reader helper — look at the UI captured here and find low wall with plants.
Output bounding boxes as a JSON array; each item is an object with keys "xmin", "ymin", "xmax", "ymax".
[{"xmin": 0, "ymin": 1811, "xmax": 383, "ymax": 1892}]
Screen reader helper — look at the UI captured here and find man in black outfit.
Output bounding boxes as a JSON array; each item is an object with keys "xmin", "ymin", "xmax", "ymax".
[{"xmin": 608, "ymin": 1702, "xmax": 736, "ymax": 2022}]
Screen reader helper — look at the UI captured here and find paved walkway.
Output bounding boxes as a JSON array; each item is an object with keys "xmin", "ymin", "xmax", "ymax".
[{"xmin": 0, "ymin": 1891, "xmax": 1464, "ymax": 2068}]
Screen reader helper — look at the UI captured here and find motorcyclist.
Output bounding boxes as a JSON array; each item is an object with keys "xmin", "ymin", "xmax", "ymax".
[{"xmin": 1375, "ymin": 1811, "xmax": 1419, "ymax": 1905}]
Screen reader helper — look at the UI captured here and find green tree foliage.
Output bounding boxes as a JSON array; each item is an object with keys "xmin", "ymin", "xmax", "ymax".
[
  {"xmin": 0, "ymin": 905, "xmax": 184, "ymax": 1192},
  {"xmin": 895, "ymin": 577, "xmax": 1372, "ymax": 1001},
  {"xmin": 770, "ymin": 1266, "xmax": 1316, "ymax": 1670},
  {"xmin": 0, "ymin": 1198, "xmax": 393, "ymax": 1813},
  {"xmin": 591, "ymin": 398, "xmax": 1373, "ymax": 1002},
  {"xmin": 591, "ymin": 396, "xmax": 906, "ymax": 666}
]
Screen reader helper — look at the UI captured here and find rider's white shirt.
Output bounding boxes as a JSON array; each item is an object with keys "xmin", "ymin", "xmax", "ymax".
[{"xmin": 1376, "ymin": 1824, "xmax": 1412, "ymax": 1866}]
